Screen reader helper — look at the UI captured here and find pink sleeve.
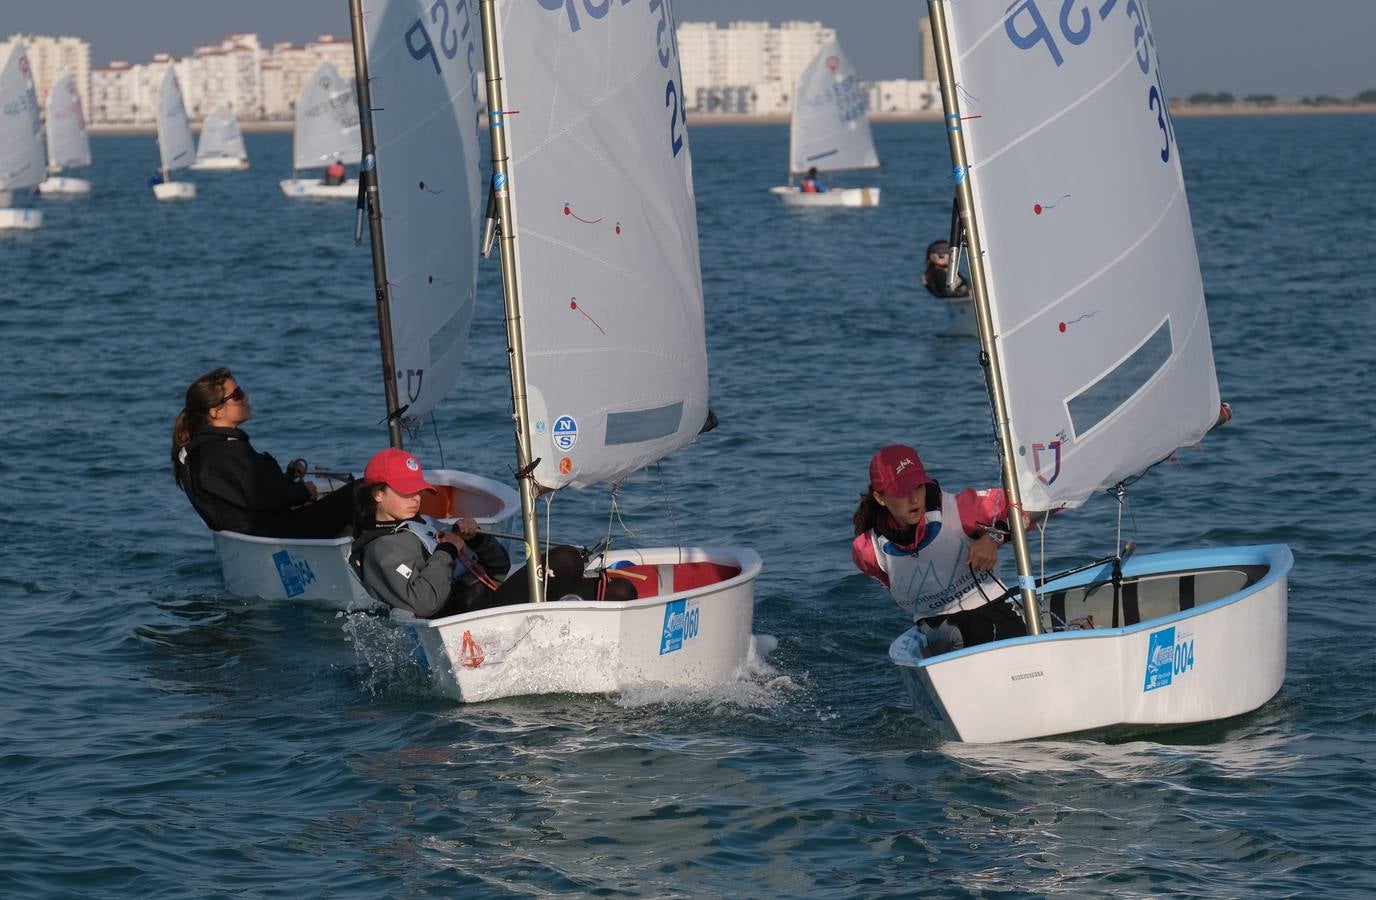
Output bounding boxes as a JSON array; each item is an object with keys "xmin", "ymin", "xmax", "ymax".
[
  {"xmin": 954, "ymin": 487, "xmax": 1029, "ymax": 537},
  {"xmin": 851, "ymin": 532, "xmax": 889, "ymax": 588}
]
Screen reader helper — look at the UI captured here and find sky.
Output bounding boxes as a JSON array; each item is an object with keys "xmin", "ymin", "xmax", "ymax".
[{"xmin": 3, "ymin": 0, "xmax": 1374, "ymax": 98}]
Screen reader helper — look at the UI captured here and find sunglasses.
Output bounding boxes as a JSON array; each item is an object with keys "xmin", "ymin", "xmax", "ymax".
[{"xmin": 217, "ymin": 386, "xmax": 246, "ymax": 406}]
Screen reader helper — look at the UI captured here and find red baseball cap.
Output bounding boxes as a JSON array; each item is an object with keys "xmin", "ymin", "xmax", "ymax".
[
  {"xmin": 869, "ymin": 444, "xmax": 930, "ymax": 497},
  {"xmin": 363, "ymin": 448, "xmax": 436, "ymax": 494}
]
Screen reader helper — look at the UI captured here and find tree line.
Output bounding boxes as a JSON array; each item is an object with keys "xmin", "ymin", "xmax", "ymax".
[{"xmin": 1178, "ymin": 90, "xmax": 1376, "ymax": 106}]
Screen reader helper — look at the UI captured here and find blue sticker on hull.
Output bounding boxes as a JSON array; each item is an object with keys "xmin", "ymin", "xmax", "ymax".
[
  {"xmin": 659, "ymin": 599, "xmax": 700, "ymax": 655},
  {"xmin": 273, "ymin": 550, "xmax": 317, "ymax": 598},
  {"xmin": 1143, "ymin": 626, "xmax": 1195, "ymax": 692}
]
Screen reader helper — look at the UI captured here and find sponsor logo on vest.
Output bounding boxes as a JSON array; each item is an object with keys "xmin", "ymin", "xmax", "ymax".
[
  {"xmin": 659, "ymin": 598, "xmax": 700, "ymax": 655},
  {"xmin": 272, "ymin": 550, "xmax": 317, "ymax": 598}
]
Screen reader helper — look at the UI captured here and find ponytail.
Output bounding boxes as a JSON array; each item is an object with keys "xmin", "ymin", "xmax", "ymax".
[
  {"xmin": 852, "ymin": 488, "xmax": 882, "ymax": 536},
  {"xmin": 172, "ymin": 367, "xmax": 233, "ymax": 488}
]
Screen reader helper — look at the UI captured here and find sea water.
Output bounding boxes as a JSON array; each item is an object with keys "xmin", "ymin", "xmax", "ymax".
[{"xmin": 0, "ymin": 114, "xmax": 1373, "ymax": 897}]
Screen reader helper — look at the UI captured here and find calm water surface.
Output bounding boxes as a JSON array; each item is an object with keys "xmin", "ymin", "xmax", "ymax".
[{"xmin": 1, "ymin": 114, "xmax": 1373, "ymax": 897}]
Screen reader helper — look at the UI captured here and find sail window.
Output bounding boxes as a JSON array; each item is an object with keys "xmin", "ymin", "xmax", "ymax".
[
  {"xmin": 605, "ymin": 402, "xmax": 684, "ymax": 445},
  {"xmin": 1067, "ymin": 319, "xmax": 1173, "ymax": 438}
]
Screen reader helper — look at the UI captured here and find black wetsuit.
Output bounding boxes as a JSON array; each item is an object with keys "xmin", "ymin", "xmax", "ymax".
[{"xmin": 180, "ymin": 425, "xmax": 354, "ymax": 538}]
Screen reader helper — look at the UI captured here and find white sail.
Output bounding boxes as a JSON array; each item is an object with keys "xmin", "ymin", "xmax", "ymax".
[
  {"xmin": 156, "ymin": 66, "xmax": 195, "ymax": 173},
  {"xmin": 788, "ymin": 38, "xmax": 878, "ymax": 176},
  {"xmin": 45, "ymin": 69, "xmax": 90, "ymax": 171},
  {"xmin": 195, "ymin": 104, "xmax": 247, "ymax": 163},
  {"xmin": 497, "ymin": 0, "xmax": 709, "ymax": 490},
  {"xmin": 0, "ymin": 42, "xmax": 46, "ymax": 191},
  {"xmin": 942, "ymin": 0, "xmax": 1218, "ymax": 510},
  {"xmin": 292, "ymin": 60, "xmax": 361, "ymax": 170},
  {"xmin": 361, "ymin": 0, "xmax": 484, "ymax": 424}
]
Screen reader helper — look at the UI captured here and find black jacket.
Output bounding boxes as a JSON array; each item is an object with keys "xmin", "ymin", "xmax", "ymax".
[
  {"xmin": 180, "ymin": 426, "xmax": 311, "ymax": 534},
  {"xmin": 923, "ymin": 262, "xmax": 970, "ymax": 299}
]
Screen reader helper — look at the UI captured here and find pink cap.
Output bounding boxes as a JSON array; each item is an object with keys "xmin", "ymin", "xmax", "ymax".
[
  {"xmin": 363, "ymin": 448, "xmax": 436, "ymax": 495},
  {"xmin": 869, "ymin": 444, "xmax": 930, "ymax": 497}
]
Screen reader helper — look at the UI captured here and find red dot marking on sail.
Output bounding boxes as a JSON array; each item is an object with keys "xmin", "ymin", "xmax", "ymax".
[
  {"xmin": 428, "ymin": 275, "xmax": 434, "ymax": 284},
  {"xmin": 569, "ymin": 298, "xmax": 606, "ymax": 335},
  {"xmin": 615, "ymin": 222, "xmax": 621, "ymax": 235},
  {"xmin": 1058, "ymin": 322, "xmax": 1066, "ymax": 332},
  {"xmin": 1034, "ymin": 204, "xmax": 1043, "ymax": 215},
  {"xmin": 562, "ymin": 203, "xmax": 602, "ymax": 224}
]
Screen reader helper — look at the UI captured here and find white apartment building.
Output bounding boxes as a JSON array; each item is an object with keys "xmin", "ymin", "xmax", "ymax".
[
  {"xmin": 261, "ymin": 35, "xmax": 355, "ymax": 119},
  {"xmin": 679, "ymin": 21, "xmax": 834, "ymax": 114},
  {"xmin": 0, "ymin": 33, "xmax": 92, "ymax": 118}
]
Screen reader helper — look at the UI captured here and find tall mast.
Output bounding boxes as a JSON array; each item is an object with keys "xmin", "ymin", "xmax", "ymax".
[
  {"xmin": 347, "ymin": 0, "xmax": 404, "ymax": 449},
  {"xmin": 478, "ymin": 0, "xmax": 545, "ymax": 603},
  {"xmin": 925, "ymin": 1, "xmax": 1043, "ymax": 635}
]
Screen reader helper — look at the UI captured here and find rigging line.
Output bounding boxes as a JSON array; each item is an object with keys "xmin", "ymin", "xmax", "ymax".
[
  {"xmin": 655, "ymin": 461, "xmax": 683, "ymax": 564},
  {"xmin": 429, "ymin": 414, "xmax": 445, "ymax": 469},
  {"xmin": 602, "ymin": 482, "xmax": 619, "ymax": 561}
]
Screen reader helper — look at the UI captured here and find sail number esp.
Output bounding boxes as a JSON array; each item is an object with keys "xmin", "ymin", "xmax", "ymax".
[
  {"xmin": 405, "ymin": 0, "xmax": 481, "ymax": 105},
  {"xmin": 537, "ymin": 0, "xmax": 688, "ymax": 157},
  {"xmin": 1003, "ymin": 0, "xmax": 1176, "ymax": 163}
]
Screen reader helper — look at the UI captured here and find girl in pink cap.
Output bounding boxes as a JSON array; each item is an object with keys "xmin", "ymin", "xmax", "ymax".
[{"xmin": 851, "ymin": 444, "xmax": 1028, "ymax": 654}]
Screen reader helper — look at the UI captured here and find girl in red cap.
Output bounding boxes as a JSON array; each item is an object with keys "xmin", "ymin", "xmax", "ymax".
[
  {"xmin": 350, "ymin": 448, "xmax": 513, "ymax": 618},
  {"xmin": 851, "ymin": 444, "xmax": 1027, "ymax": 654}
]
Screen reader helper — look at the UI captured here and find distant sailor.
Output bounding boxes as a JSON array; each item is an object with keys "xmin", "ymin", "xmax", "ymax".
[
  {"xmin": 322, "ymin": 157, "xmax": 346, "ymax": 186},
  {"xmin": 922, "ymin": 239, "xmax": 970, "ymax": 298},
  {"xmin": 800, "ymin": 166, "xmax": 826, "ymax": 193},
  {"xmin": 851, "ymin": 444, "xmax": 1027, "ymax": 654}
]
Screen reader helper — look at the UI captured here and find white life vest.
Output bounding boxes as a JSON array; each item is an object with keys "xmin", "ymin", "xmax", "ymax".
[
  {"xmin": 869, "ymin": 490, "xmax": 995, "ymax": 620},
  {"xmin": 400, "ymin": 516, "xmax": 446, "ymax": 554}
]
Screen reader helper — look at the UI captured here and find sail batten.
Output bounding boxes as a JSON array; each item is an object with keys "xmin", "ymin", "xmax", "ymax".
[{"xmin": 943, "ymin": 1, "xmax": 1218, "ymax": 511}]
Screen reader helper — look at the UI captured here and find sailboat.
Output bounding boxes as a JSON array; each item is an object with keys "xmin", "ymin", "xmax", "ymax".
[
  {"xmin": 355, "ymin": 0, "xmax": 761, "ymax": 702},
  {"xmin": 886, "ymin": 2, "xmax": 1293, "ymax": 743},
  {"xmin": 36, "ymin": 69, "xmax": 92, "ymax": 195},
  {"xmin": 279, "ymin": 60, "xmax": 359, "ymax": 198},
  {"xmin": 190, "ymin": 103, "xmax": 249, "ymax": 171},
  {"xmin": 0, "ymin": 41, "xmax": 45, "ymax": 230},
  {"xmin": 152, "ymin": 65, "xmax": 196, "ymax": 200},
  {"xmin": 209, "ymin": 6, "xmax": 518, "ymax": 611},
  {"xmin": 770, "ymin": 37, "xmax": 880, "ymax": 208}
]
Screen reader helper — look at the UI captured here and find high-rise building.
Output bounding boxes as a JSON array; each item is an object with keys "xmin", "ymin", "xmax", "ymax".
[
  {"xmin": 919, "ymin": 17, "xmax": 937, "ymax": 82},
  {"xmin": 677, "ymin": 21, "xmax": 834, "ymax": 114}
]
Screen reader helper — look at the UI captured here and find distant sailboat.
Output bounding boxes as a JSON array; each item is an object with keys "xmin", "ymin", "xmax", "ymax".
[
  {"xmin": 37, "ymin": 69, "xmax": 92, "ymax": 195},
  {"xmin": 770, "ymin": 38, "xmax": 880, "ymax": 208},
  {"xmin": 190, "ymin": 104, "xmax": 249, "ymax": 171},
  {"xmin": 152, "ymin": 65, "xmax": 196, "ymax": 200},
  {"xmin": 0, "ymin": 41, "xmax": 45, "ymax": 230},
  {"xmin": 279, "ymin": 61, "xmax": 360, "ymax": 198}
]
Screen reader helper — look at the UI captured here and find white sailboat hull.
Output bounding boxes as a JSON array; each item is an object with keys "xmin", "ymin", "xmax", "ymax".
[
  {"xmin": 153, "ymin": 181, "xmax": 196, "ymax": 201},
  {"xmin": 398, "ymin": 546, "xmax": 763, "ymax": 702},
  {"xmin": 211, "ymin": 469, "xmax": 520, "ymax": 611},
  {"xmin": 0, "ymin": 207, "xmax": 42, "ymax": 229},
  {"xmin": 37, "ymin": 176, "xmax": 90, "ymax": 195},
  {"xmin": 770, "ymin": 185, "xmax": 879, "ymax": 208},
  {"xmin": 190, "ymin": 157, "xmax": 249, "ymax": 171},
  {"xmin": 890, "ymin": 545, "xmax": 1292, "ymax": 743},
  {"xmin": 280, "ymin": 178, "xmax": 355, "ymax": 199}
]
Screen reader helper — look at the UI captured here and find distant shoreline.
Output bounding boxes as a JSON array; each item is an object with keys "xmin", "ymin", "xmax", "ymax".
[{"xmin": 88, "ymin": 103, "xmax": 1376, "ymax": 135}]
